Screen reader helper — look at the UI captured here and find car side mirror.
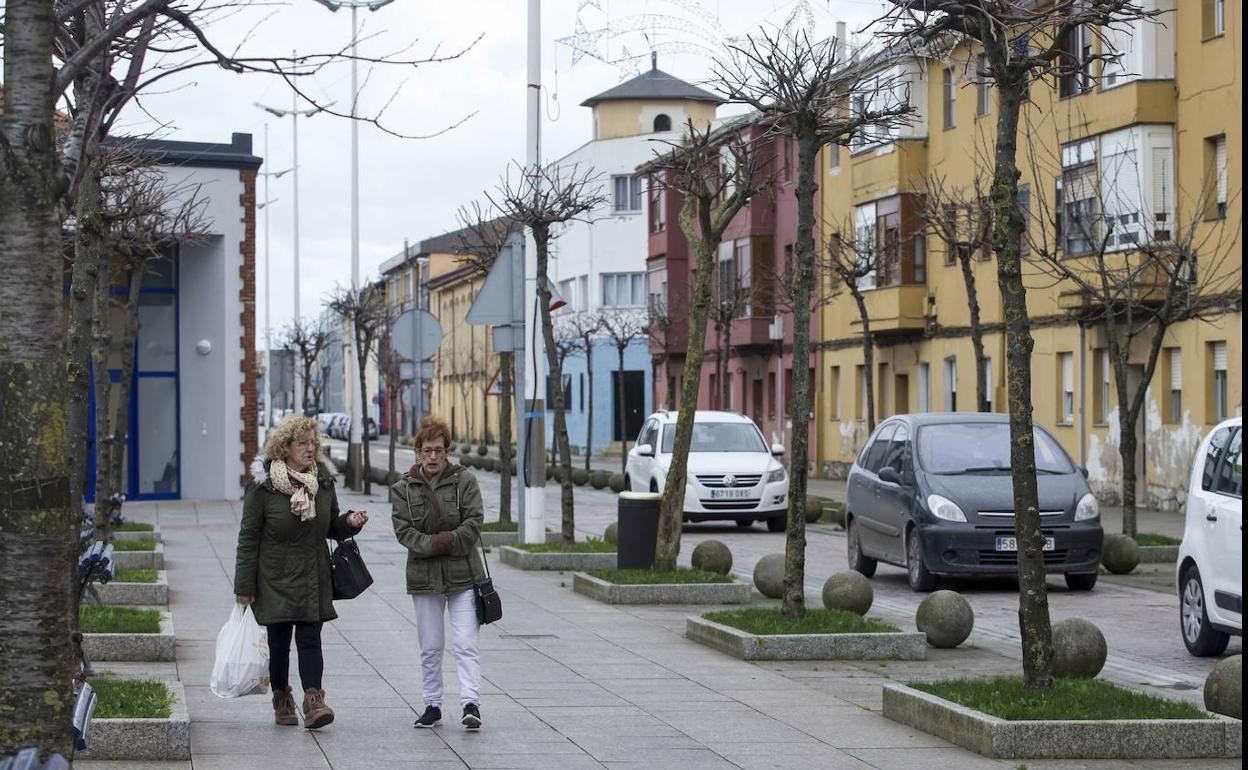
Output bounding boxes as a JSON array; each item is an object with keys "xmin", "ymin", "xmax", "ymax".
[
  {"xmin": 771, "ymin": 444, "xmax": 785, "ymax": 456},
  {"xmin": 638, "ymin": 444, "xmax": 655, "ymax": 458},
  {"xmin": 1079, "ymin": 467, "xmax": 1089, "ymax": 479},
  {"xmin": 878, "ymin": 466, "xmax": 903, "ymax": 485}
]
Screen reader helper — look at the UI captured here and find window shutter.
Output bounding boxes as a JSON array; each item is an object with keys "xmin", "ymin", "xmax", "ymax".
[
  {"xmin": 1170, "ymin": 349, "xmax": 1182, "ymax": 389},
  {"xmin": 1203, "ymin": 0, "xmax": 1216, "ymax": 38},
  {"xmin": 1065, "ymin": 165, "xmax": 1097, "ymax": 203},
  {"xmin": 1102, "ymin": 350, "xmax": 1111, "ymax": 384},
  {"xmin": 1062, "ymin": 354, "xmax": 1073, "ymax": 392},
  {"xmin": 1215, "ymin": 137, "xmax": 1228, "ymax": 203},
  {"xmin": 1213, "ymin": 342, "xmax": 1228, "ymax": 371}
]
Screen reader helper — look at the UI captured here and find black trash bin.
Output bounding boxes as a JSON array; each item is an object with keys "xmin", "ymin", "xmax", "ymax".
[{"xmin": 617, "ymin": 492, "xmax": 661, "ymax": 569}]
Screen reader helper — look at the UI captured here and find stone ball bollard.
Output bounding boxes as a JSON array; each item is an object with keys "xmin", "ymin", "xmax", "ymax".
[
  {"xmin": 804, "ymin": 496, "xmax": 824, "ymax": 524},
  {"xmin": 604, "ymin": 522, "xmax": 619, "ymax": 546},
  {"xmin": 572, "ymin": 468, "xmax": 590, "ymax": 486},
  {"xmin": 915, "ymin": 590, "xmax": 975, "ymax": 648},
  {"xmin": 476, "ymin": 444, "xmax": 489, "ymax": 457},
  {"xmin": 821, "ymin": 571, "xmax": 874, "ymax": 615},
  {"xmin": 1204, "ymin": 654, "xmax": 1241, "ymax": 720},
  {"xmin": 590, "ymin": 471, "xmax": 609, "ymax": 490},
  {"xmin": 752, "ymin": 553, "xmax": 786, "ymax": 599},
  {"xmin": 691, "ymin": 540, "xmax": 733, "ymax": 575},
  {"xmin": 608, "ymin": 473, "xmax": 627, "ymax": 493},
  {"xmin": 1101, "ymin": 533, "xmax": 1139, "ymax": 575},
  {"xmin": 1051, "ymin": 618, "xmax": 1108, "ymax": 678}
]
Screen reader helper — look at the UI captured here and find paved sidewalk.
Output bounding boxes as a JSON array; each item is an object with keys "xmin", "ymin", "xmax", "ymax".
[{"xmin": 78, "ymin": 475, "xmax": 1232, "ymax": 770}]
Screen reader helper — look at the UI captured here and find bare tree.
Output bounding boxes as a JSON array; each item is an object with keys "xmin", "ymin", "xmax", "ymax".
[
  {"xmin": 823, "ymin": 222, "xmax": 883, "ymax": 433},
  {"xmin": 877, "ymin": 0, "xmax": 1162, "ymax": 691},
  {"xmin": 1027, "ymin": 129, "xmax": 1242, "ymax": 537},
  {"xmin": 599, "ymin": 309, "xmax": 649, "ymax": 473},
  {"xmin": 918, "ymin": 171, "xmax": 996, "ymax": 412},
  {"xmin": 646, "ymin": 288, "xmax": 688, "ymax": 411},
  {"xmin": 487, "ymin": 163, "xmax": 606, "ymax": 546},
  {"xmin": 379, "ymin": 327, "xmax": 403, "ymax": 486},
  {"xmin": 649, "ymin": 119, "xmax": 769, "ymax": 572},
  {"xmin": 715, "ymin": 27, "xmax": 912, "ymax": 620},
  {"xmin": 283, "ymin": 320, "xmax": 332, "ymax": 417},
  {"xmin": 562, "ymin": 311, "xmax": 603, "ymax": 471},
  {"xmin": 329, "ymin": 282, "xmax": 396, "ymax": 495}
]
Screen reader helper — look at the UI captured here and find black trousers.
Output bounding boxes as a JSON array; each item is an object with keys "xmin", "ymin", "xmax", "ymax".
[{"xmin": 266, "ymin": 621, "xmax": 324, "ymax": 692}]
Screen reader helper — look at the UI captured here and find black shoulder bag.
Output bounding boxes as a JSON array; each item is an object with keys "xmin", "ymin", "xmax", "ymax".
[{"xmin": 330, "ymin": 512, "xmax": 374, "ymax": 600}]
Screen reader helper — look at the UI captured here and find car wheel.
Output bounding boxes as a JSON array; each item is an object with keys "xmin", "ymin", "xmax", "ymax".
[
  {"xmin": 1180, "ymin": 565, "xmax": 1230, "ymax": 657},
  {"xmin": 846, "ymin": 519, "xmax": 877, "ymax": 578},
  {"xmin": 766, "ymin": 515, "xmax": 786, "ymax": 533},
  {"xmin": 735, "ymin": 519, "xmax": 754, "ymax": 529},
  {"xmin": 1065, "ymin": 572, "xmax": 1098, "ymax": 591},
  {"xmin": 906, "ymin": 527, "xmax": 939, "ymax": 592}
]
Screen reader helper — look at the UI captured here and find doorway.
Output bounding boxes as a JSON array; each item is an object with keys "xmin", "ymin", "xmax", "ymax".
[{"xmin": 612, "ymin": 370, "xmax": 646, "ymax": 441}]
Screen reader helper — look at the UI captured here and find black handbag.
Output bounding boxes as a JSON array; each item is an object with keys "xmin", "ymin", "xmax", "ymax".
[
  {"xmin": 330, "ymin": 536, "xmax": 374, "ymax": 600},
  {"xmin": 472, "ymin": 544, "xmax": 502, "ymax": 625}
]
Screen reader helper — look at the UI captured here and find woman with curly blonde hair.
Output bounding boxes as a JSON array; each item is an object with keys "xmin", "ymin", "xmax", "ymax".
[{"xmin": 235, "ymin": 414, "xmax": 369, "ymax": 729}]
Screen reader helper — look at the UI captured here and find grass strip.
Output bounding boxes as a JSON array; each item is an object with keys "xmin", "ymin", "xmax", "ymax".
[
  {"xmin": 114, "ymin": 568, "xmax": 158, "ymax": 584},
  {"xmin": 80, "ymin": 606, "xmax": 162, "ymax": 634},
  {"xmin": 910, "ymin": 677, "xmax": 1211, "ymax": 721},
  {"xmin": 704, "ymin": 607, "xmax": 899, "ymax": 635},
  {"xmin": 114, "ymin": 522, "xmax": 155, "ymax": 532},
  {"xmin": 91, "ymin": 678, "xmax": 174, "ymax": 719},
  {"xmin": 513, "ymin": 537, "xmax": 615, "ymax": 553},
  {"xmin": 109, "ymin": 539, "xmax": 156, "ymax": 552},
  {"xmin": 481, "ymin": 521, "xmax": 519, "ymax": 532},
  {"xmin": 587, "ymin": 568, "xmax": 733, "ymax": 585},
  {"xmin": 1135, "ymin": 533, "xmax": 1181, "ymax": 546}
]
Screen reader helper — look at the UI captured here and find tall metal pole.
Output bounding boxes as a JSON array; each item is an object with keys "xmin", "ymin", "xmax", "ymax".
[
  {"xmin": 263, "ymin": 124, "xmax": 273, "ymax": 439},
  {"xmin": 520, "ymin": 0, "xmax": 546, "ymax": 543},
  {"xmin": 344, "ymin": 4, "xmax": 364, "ymax": 488},
  {"xmin": 291, "ymin": 72, "xmax": 304, "ymax": 415}
]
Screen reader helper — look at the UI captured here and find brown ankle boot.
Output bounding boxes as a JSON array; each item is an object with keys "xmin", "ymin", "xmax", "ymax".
[
  {"xmin": 302, "ymin": 688, "xmax": 334, "ymax": 729},
  {"xmin": 272, "ymin": 687, "xmax": 298, "ymax": 726}
]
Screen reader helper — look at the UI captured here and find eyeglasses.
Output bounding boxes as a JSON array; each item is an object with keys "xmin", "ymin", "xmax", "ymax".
[
  {"xmin": 419, "ymin": 447, "xmax": 448, "ymax": 457},
  {"xmin": 293, "ymin": 440, "xmax": 317, "ymax": 449}
]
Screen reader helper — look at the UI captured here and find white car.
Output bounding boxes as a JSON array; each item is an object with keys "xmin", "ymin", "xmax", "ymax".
[
  {"xmin": 1177, "ymin": 416, "xmax": 1242, "ymax": 656},
  {"xmin": 624, "ymin": 410, "xmax": 790, "ymax": 531}
]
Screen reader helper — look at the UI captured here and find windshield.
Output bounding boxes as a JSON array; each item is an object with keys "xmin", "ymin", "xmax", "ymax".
[
  {"xmin": 661, "ymin": 422, "xmax": 767, "ymax": 454},
  {"xmin": 917, "ymin": 423, "xmax": 1075, "ymax": 475}
]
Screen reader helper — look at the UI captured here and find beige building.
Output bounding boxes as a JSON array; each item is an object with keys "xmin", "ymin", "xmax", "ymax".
[{"xmin": 816, "ymin": 0, "xmax": 1242, "ymax": 511}]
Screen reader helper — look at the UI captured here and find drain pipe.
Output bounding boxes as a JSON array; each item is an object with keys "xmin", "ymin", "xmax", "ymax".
[{"xmin": 1078, "ymin": 319, "xmax": 1087, "ymax": 469}]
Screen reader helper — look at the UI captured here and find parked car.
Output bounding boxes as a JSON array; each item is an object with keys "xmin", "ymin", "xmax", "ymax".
[
  {"xmin": 624, "ymin": 410, "xmax": 790, "ymax": 531},
  {"xmin": 1177, "ymin": 416, "xmax": 1242, "ymax": 656},
  {"xmin": 329, "ymin": 414, "xmax": 350, "ymax": 440},
  {"xmin": 845, "ymin": 413, "xmax": 1103, "ymax": 592}
]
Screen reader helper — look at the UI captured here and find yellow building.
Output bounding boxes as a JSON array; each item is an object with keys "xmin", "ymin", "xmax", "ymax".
[{"xmin": 817, "ymin": 0, "xmax": 1242, "ymax": 511}]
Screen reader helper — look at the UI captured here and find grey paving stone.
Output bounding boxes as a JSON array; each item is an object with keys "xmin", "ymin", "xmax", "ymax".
[{"xmin": 845, "ymin": 747, "xmax": 1011, "ymax": 770}]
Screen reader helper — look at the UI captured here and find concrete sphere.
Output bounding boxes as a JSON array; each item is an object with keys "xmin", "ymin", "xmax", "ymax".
[
  {"xmin": 608, "ymin": 473, "xmax": 627, "ymax": 493},
  {"xmin": 1101, "ymin": 534, "xmax": 1139, "ymax": 575},
  {"xmin": 604, "ymin": 522, "xmax": 619, "ymax": 546},
  {"xmin": 1051, "ymin": 618, "xmax": 1108, "ymax": 679},
  {"xmin": 589, "ymin": 471, "xmax": 610, "ymax": 490},
  {"xmin": 691, "ymin": 540, "xmax": 733, "ymax": 575},
  {"xmin": 916, "ymin": 590, "xmax": 975, "ymax": 648},
  {"xmin": 752, "ymin": 553, "xmax": 786, "ymax": 599},
  {"xmin": 572, "ymin": 468, "xmax": 590, "ymax": 486},
  {"xmin": 1204, "ymin": 654, "xmax": 1241, "ymax": 720},
  {"xmin": 822, "ymin": 571, "xmax": 874, "ymax": 615},
  {"xmin": 804, "ymin": 496, "xmax": 824, "ymax": 524}
]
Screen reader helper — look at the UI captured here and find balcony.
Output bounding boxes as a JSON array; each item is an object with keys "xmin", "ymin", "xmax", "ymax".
[
  {"xmin": 852, "ymin": 284, "xmax": 929, "ymax": 334},
  {"xmin": 850, "ymin": 139, "xmax": 928, "ymax": 206},
  {"xmin": 1054, "ymin": 80, "xmax": 1177, "ymax": 144}
]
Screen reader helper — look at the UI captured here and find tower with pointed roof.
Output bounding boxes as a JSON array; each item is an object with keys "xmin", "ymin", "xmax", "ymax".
[{"xmin": 580, "ymin": 54, "xmax": 723, "ymax": 141}]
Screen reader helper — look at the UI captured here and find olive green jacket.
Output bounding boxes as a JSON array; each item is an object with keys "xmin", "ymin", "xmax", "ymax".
[
  {"xmin": 234, "ymin": 459, "xmax": 361, "ymax": 625},
  {"xmin": 390, "ymin": 464, "xmax": 485, "ymax": 596}
]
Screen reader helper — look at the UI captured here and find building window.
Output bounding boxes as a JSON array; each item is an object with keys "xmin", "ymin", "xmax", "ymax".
[
  {"xmin": 856, "ymin": 365, "xmax": 866, "ymax": 420},
  {"xmin": 984, "ymin": 357, "xmax": 993, "ymax": 412},
  {"xmin": 916, "ymin": 362, "xmax": 930, "ymax": 413},
  {"xmin": 829, "ymin": 144, "xmax": 840, "ymax": 174},
  {"xmin": 942, "ymin": 67, "xmax": 956, "ymax": 129},
  {"xmin": 879, "ymin": 362, "xmax": 890, "ymax": 418},
  {"xmin": 558, "ymin": 278, "xmax": 576, "ymax": 312},
  {"xmin": 580, "ymin": 373, "xmax": 586, "ymax": 412},
  {"xmin": 649, "ymin": 177, "xmax": 666, "ymax": 233},
  {"xmin": 943, "ymin": 357, "xmax": 957, "ymax": 412},
  {"xmin": 1164, "ymin": 348, "xmax": 1182, "ymax": 424},
  {"xmin": 1060, "ymin": 140, "xmax": 1098, "ymax": 255},
  {"xmin": 653, "ymin": 113, "xmax": 672, "ymax": 132},
  {"xmin": 1059, "ymin": 24, "xmax": 1092, "ymax": 97},
  {"xmin": 1210, "ymin": 341, "xmax": 1228, "ymax": 423},
  {"xmin": 612, "ymin": 175, "xmax": 643, "ymax": 212},
  {"xmin": 601, "ymin": 272, "xmax": 645, "ymax": 306},
  {"xmin": 975, "ymin": 53, "xmax": 991, "ymax": 116},
  {"xmin": 1093, "ymin": 348, "xmax": 1110, "ymax": 424},
  {"xmin": 1204, "ymin": 0, "xmax": 1227, "ymax": 38},
  {"xmin": 829, "ymin": 366, "xmax": 841, "ymax": 420},
  {"xmin": 1059, "ymin": 352, "xmax": 1074, "ymax": 425},
  {"xmin": 1206, "ymin": 135, "xmax": 1228, "ymax": 220}
]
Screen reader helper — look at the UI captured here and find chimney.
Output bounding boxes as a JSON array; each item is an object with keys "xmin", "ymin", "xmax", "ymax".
[
  {"xmin": 651, "ymin": 51, "xmax": 658, "ymax": 71},
  {"xmin": 836, "ymin": 21, "xmax": 847, "ymax": 45}
]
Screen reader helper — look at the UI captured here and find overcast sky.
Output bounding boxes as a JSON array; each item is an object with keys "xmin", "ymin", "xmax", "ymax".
[{"xmin": 110, "ymin": 0, "xmax": 885, "ymax": 345}]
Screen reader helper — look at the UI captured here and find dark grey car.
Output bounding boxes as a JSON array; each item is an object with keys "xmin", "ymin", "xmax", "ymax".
[{"xmin": 845, "ymin": 413, "xmax": 1104, "ymax": 592}]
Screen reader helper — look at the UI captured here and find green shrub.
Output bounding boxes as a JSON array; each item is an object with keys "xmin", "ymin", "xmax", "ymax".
[
  {"xmin": 114, "ymin": 522, "xmax": 155, "ymax": 533},
  {"xmin": 80, "ymin": 606, "xmax": 162, "ymax": 634},
  {"xmin": 91, "ymin": 678, "xmax": 174, "ymax": 719},
  {"xmin": 114, "ymin": 568, "xmax": 157, "ymax": 584},
  {"xmin": 911, "ymin": 677, "xmax": 1211, "ymax": 721}
]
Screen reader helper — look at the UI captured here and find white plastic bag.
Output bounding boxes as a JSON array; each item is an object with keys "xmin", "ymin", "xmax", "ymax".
[{"xmin": 210, "ymin": 604, "xmax": 270, "ymax": 698}]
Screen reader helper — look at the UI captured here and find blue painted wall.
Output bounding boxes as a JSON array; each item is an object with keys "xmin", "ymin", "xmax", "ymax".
[{"xmin": 545, "ymin": 338, "xmax": 652, "ymax": 457}]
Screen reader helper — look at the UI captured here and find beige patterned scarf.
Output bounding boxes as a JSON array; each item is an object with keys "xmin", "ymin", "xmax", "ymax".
[{"xmin": 269, "ymin": 459, "xmax": 319, "ymax": 522}]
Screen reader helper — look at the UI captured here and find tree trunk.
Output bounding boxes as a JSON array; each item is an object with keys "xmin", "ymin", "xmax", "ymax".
[
  {"xmin": 656, "ymin": 200, "xmax": 717, "ymax": 572},
  {"xmin": 357, "ymin": 332, "xmax": 372, "ymax": 496},
  {"xmin": 1118, "ymin": 410, "xmax": 1139, "ymax": 538},
  {"xmin": 617, "ymin": 346, "xmax": 629, "ymax": 473},
  {"xmin": 499, "ymin": 351, "xmax": 513, "ymax": 526},
  {"xmin": 718, "ymin": 322, "xmax": 730, "ymax": 410},
  {"xmin": 959, "ymin": 251, "xmax": 990, "ymax": 412},
  {"xmin": 67, "ymin": 162, "xmax": 105, "ymax": 519},
  {"xmin": 0, "ymin": 0, "xmax": 79, "ymax": 755},
  {"xmin": 851, "ymin": 292, "xmax": 876, "ymax": 432},
  {"xmin": 105, "ymin": 268, "xmax": 144, "ymax": 535},
  {"xmin": 993, "ymin": 81, "xmax": 1053, "ymax": 692},
  {"xmin": 387, "ymin": 377, "xmax": 398, "ymax": 485},
  {"xmin": 301, "ymin": 357, "xmax": 314, "ymax": 415},
  {"xmin": 584, "ymin": 341, "xmax": 594, "ymax": 472},
  {"xmin": 534, "ymin": 226, "xmax": 576, "ymax": 544}
]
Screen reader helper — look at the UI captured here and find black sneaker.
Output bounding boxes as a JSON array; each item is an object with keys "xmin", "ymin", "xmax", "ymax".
[
  {"xmin": 461, "ymin": 703, "xmax": 481, "ymax": 730},
  {"xmin": 414, "ymin": 705, "xmax": 442, "ymax": 728}
]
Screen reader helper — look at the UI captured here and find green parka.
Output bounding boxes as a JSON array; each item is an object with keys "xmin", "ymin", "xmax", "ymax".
[
  {"xmin": 234, "ymin": 459, "xmax": 361, "ymax": 625},
  {"xmin": 390, "ymin": 463, "xmax": 485, "ymax": 596}
]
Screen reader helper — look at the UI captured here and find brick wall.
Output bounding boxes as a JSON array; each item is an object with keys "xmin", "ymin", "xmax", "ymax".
[{"xmin": 238, "ymin": 168, "xmax": 258, "ymax": 486}]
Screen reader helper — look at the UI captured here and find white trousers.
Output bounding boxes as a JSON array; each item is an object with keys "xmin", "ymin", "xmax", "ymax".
[{"xmin": 412, "ymin": 589, "xmax": 480, "ymax": 709}]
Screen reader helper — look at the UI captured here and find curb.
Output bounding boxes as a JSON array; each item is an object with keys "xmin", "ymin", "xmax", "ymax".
[
  {"xmin": 685, "ymin": 615, "xmax": 927, "ymax": 661},
  {"xmin": 499, "ymin": 546, "xmax": 617, "ymax": 571},
  {"xmin": 113, "ymin": 527, "xmax": 161, "ymax": 544},
  {"xmin": 83, "ymin": 611, "xmax": 176, "ymax": 662},
  {"xmin": 95, "ymin": 571, "xmax": 169, "ymax": 606},
  {"xmin": 83, "ymin": 680, "xmax": 190, "ymax": 761},
  {"xmin": 573, "ymin": 572, "xmax": 751, "ymax": 605},
  {"xmin": 1137, "ymin": 544, "xmax": 1180, "ymax": 563},
  {"xmin": 881, "ymin": 682, "xmax": 1241, "ymax": 759},
  {"xmin": 111, "ymin": 542, "xmax": 165, "ymax": 571}
]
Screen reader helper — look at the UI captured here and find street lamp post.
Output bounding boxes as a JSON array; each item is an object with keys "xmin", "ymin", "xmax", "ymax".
[
  {"xmin": 258, "ymin": 124, "xmax": 292, "ymax": 443},
  {"xmin": 256, "ymin": 87, "xmax": 320, "ymax": 415},
  {"xmin": 313, "ymin": 0, "xmax": 396, "ymax": 489}
]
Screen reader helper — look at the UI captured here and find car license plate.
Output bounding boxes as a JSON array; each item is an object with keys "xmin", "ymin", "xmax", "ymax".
[
  {"xmin": 709, "ymin": 489, "xmax": 751, "ymax": 500},
  {"xmin": 995, "ymin": 536, "xmax": 1055, "ymax": 552}
]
